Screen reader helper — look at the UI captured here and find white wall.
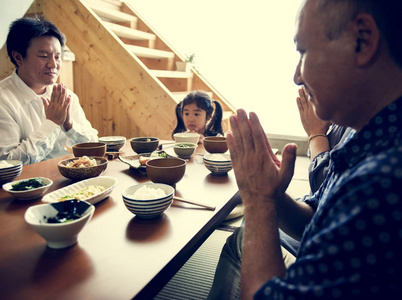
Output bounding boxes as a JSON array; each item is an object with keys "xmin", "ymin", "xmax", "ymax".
[
  {"xmin": 129, "ymin": 0, "xmax": 306, "ymax": 137},
  {"xmin": 0, "ymin": 0, "xmax": 34, "ymax": 48}
]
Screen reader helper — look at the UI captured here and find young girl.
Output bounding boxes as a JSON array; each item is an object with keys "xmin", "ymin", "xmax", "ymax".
[{"xmin": 172, "ymin": 90, "xmax": 224, "ymax": 141}]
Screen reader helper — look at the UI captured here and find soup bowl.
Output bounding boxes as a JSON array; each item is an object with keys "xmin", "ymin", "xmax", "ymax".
[
  {"xmin": 130, "ymin": 137, "xmax": 159, "ymax": 154},
  {"xmin": 203, "ymin": 136, "xmax": 228, "ymax": 153},
  {"xmin": 146, "ymin": 158, "xmax": 186, "ymax": 186},
  {"xmin": 72, "ymin": 142, "xmax": 106, "ymax": 157}
]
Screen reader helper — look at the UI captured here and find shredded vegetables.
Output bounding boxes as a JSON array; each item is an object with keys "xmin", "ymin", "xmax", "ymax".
[
  {"xmin": 65, "ymin": 156, "xmax": 97, "ymax": 168},
  {"xmin": 57, "ymin": 185, "xmax": 106, "ymax": 201}
]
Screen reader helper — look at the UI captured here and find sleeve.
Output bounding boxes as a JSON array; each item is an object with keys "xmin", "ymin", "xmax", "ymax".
[
  {"xmin": 63, "ymin": 92, "xmax": 98, "ymax": 146},
  {"xmin": 254, "ymin": 173, "xmax": 402, "ymax": 299},
  {"xmin": 307, "ymin": 126, "xmax": 351, "ymax": 194},
  {"xmin": 0, "ymin": 100, "xmax": 62, "ymax": 165},
  {"xmin": 308, "ymin": 151, "xmax": 331, "ymax": 194}
]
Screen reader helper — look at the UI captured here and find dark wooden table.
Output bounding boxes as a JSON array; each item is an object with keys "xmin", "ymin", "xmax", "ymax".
[{"xmin": 0, "ymin": 143, "xmax": 240, "ymax": 299}]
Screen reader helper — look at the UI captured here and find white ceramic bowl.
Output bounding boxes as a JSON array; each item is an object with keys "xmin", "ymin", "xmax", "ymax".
[
  {"xmin": 2, "ymin": 177, "xmax": 53, "ymax": 200},
  {"xmin": 24, "ymin": 200, "xmax": 95, "ymax": 249},
  {"xmin": 0, "ymin": 160, "xmax": 23, "ymax": 183},
  {"xmin": 203, "ymin": 153, "xmax": 232, "ymax": 175},
  {"xmin": 122, "ymin": 183, "xmax": 174, "ymax": 219},
  {"xmin": 173, "ymin": 132, "xmax": 200, "ymax": 144}
]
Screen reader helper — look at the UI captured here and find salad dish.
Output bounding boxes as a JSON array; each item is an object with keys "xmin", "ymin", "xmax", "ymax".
[
  {"xmin": 3, "ymin": 177, "xmax": 53, "ymax": 200},
  {"xmin": 42, "ymin": 176, "xmax": 117, "ymax": 205}
]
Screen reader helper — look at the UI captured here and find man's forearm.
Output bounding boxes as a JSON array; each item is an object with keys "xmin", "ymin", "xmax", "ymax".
[{"xmin": 241, "ymin": 198, "xmax": 286, "ymax": 299}]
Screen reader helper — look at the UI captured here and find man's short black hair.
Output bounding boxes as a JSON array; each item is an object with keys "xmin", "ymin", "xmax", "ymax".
[{"xmin": 6, "ymin": 16, "xmax": 66, "ymax": 67}]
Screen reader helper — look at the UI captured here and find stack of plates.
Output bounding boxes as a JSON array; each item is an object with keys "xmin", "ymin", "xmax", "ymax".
[
  {"xmin": 99, "ymin": 136, "xmax": 126, "ymax": 152},
  {"xmin": 0, "ymin": 160, "xmax": 23, "ymax": 183}
]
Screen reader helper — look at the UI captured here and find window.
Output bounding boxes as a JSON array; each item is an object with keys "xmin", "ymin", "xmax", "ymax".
[{"xmin": 130, "ymin": 0, "xmax": 305, "ymax": 137}]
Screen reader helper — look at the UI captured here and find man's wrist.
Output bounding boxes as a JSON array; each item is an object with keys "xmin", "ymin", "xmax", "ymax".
[
  {"xmin": 63, "ymin": 121, "xmax": 73, "ymax": 131},
  {"xmin": 308, "ymin": 133, "xmax": 327, "ymax": 144}
]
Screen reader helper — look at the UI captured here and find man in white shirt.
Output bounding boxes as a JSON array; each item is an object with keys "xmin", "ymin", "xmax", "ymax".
[{"xmin": 0, "ymin": 16, "xmax": 98, "ymax": 165}]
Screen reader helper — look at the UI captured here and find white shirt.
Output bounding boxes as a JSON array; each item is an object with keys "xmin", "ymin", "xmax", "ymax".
[{"xmin": 0, "ymin": 70, "xmax": 98, "ymax": 165}]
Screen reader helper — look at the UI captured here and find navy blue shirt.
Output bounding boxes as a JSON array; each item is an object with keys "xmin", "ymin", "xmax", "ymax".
[
  {"xmin": 256, "ymin": 97, "xmax": 402, "ymax": 299},
  {"xmin": 308, "ymin": 125, "xmax": 354, "ymax": 194}
]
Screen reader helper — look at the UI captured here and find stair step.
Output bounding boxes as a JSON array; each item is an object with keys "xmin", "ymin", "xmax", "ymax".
[
  {"xmin": 88, "ymin": 5, "xmax": 138, "ymax": 23},
  {"xmin": 150, "ymin": 70, "xmax": 194, "ymax": 79},
  {"xmin": 103, "ymin": 21, "xmax": 156, "ymax": 41},
  {"xmin": 126, "ymin": 45, "xmax": 174, "ymax": 59}
]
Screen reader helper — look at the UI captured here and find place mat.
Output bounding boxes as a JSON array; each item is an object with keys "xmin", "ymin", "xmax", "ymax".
[{"xmin": 154, "ymin": 230, "xmax": 232, "ymax": 300}]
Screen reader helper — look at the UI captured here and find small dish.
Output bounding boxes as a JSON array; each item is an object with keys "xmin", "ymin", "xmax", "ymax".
[
  {"xmin": 2, "ymin": 177, "xmax": 53, "ymax": 200},
  {"xmin": 25, "ymin": 200, "xmax": 94, "ymax": 249},
  {"xmin": 42, "ymin": 176, "xmax": 117, "ymax": 205},
  {"xmin": 119, "ymin": 151, "xmax": 173, "ymax": 170},
  {"xmin": 173, "ymin": 142, "xmax": 197, "ymax": 158}
]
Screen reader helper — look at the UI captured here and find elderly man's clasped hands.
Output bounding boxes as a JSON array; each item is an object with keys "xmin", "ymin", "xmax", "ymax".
[{"xmin": 227, "ymin": 109, "xmax": 297, "ymax": 205}]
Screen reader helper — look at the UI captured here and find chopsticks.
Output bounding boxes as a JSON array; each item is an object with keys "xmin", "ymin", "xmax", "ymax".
[{"xmin": 173, "ymin": 196, "xmax": 216, "ymax": 211}]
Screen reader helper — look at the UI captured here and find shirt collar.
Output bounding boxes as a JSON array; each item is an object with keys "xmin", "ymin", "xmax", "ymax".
[
  {"xmin": 331, "ymin": 96, "xmax": 402, "ymax": 171},
  {"xmin": 11, "ymin": 70, "xmax": 52, "ymax": 103}
]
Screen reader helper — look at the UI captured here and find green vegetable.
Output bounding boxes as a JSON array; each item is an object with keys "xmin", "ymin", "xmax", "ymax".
[
  {"xmin": 150, "ymin": 151, "xmax": 168, "ymax": 158},
  {"xmin": 11, "ymin": 178, "xmax": 44, "ymax": 191},
  {"xmin": 177, "ymin": 144, "xmax": 191, "ymax": 148}
]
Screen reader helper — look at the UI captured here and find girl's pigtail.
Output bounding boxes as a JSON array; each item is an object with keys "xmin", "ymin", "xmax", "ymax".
[
  {"xmin": 172, "ymin": 102, "xmax": 186, "ymax": 138},
  {"xmin": 206, "ymin": 100, "xmax": 224, "ymax": 136}
]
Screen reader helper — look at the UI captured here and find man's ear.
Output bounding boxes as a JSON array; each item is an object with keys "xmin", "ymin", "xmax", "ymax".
[
  {"xmin": 11, "ymin": 50, "xmax": 24, "ymax": 67},
  {"xmin": 354, "ymin": 13, "xmax": 380, "ymax": 66}
]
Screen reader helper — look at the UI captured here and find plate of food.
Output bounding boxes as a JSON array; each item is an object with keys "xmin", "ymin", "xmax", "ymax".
[
  {"xmin": 3, "ymin": 177, "xmax": 53, "ymax": 200},
  {"xmin": 42, "ymin": 176, "xmax": 117, "ymax": 205},
  {"xmin": 119, "ymin": 151, "xmax": 174, "ymax": 170}
]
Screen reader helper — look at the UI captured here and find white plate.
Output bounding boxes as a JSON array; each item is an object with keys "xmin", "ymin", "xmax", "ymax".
[{"xmin": 42, "ymin": 176, "xmax": 117, "ymax": 205}]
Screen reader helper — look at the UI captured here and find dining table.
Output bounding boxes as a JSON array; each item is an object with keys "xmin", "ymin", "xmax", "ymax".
[{"xmin": 0, "ymin": 142, "xmax": 241, "ymax": 300}]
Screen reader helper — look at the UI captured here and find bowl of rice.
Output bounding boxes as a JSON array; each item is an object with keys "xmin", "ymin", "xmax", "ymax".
[
  {"xmin": 58, "ymin": 156, "xmax": 108, "ymax": 180},
  {"xmin": 203, "ymin": 153, "xmax": 232, "ymax": 175},
  {"xmin": 122, "ymin": 183, "xmax": 174, "ymax": 219}
]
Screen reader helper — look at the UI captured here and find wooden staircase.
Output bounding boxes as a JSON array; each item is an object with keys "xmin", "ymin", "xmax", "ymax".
[{"xmin": 35, "ymin": 0, "xmax": 236, "ymax": 139}]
